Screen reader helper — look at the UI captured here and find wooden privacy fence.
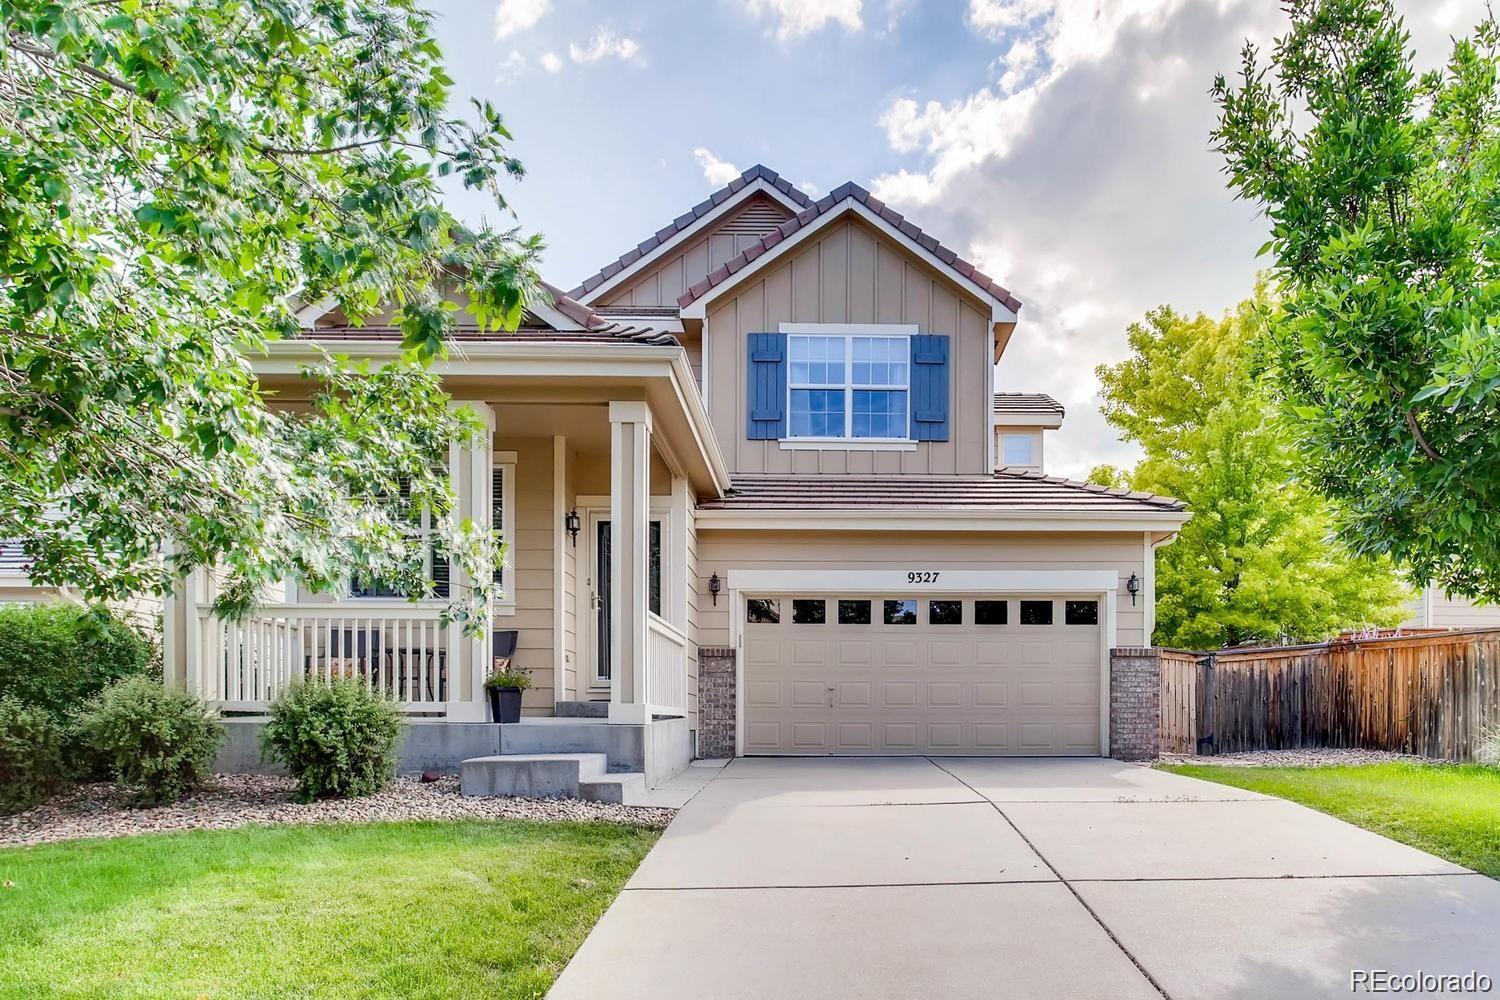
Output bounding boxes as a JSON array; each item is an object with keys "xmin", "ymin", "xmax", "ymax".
[{"xmin": 1158, "ymin": 629, "xmax": 1500, "ymax": 760}]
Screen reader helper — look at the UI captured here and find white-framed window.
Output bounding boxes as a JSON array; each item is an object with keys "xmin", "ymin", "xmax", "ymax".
[
  {"xmin": 1002, "ymin": 433, "xmax": 1035, "ymax": 466},
  {"xmin": 787, "ymin": 331, "xmax": 911, "ymax": 440},
  {"xmin": 493, "ymin": 451, "xmax": 516, "ymax": 613}
]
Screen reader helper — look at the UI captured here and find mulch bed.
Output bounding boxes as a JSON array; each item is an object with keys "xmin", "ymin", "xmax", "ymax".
[{"xmin": 1, "ymin": 773, "xmax": 674, "ymax": 848}]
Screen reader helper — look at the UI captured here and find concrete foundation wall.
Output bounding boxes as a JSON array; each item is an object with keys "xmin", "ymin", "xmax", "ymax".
[{"xmin": 214, "ymin": 720, "xmax": 503, "ymax": 775}]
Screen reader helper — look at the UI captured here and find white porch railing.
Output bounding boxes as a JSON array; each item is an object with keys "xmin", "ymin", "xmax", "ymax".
[
  {"xmin": 193, "ymin": 603, "xmax": 454, "ymax": 714},
  {"xmin": 644, "ymin": 612, "xmax": 688, "ymax": 716}
]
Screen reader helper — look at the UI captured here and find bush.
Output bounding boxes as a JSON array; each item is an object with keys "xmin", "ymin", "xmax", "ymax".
[
  {"xmin": 483, "ymin": 666, "xmax": 532, "ymax": 690},
  {"xmin": 0, "ymin": 603, "xmax": 153, "ymax": 718},
  {"xmin": 77, "ymin": 677, "xmax": 224, "ymax": 806},
  {"xmin": 0, "ymin": 697, "xmax": 65, "ymax": 813},
  {"xmin": 261, "ymin": 679, "xmax": 404, "ymax": 803}
]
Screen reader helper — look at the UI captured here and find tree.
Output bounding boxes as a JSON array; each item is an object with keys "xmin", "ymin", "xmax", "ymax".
[
  {"xmin": 1096, "ymin": 298, "xmax": 1409, "ymax": 648},
  {"xmin": 1212, "ymin": 0, "xmax": 1500, "ymax": 602},
  {"xmin": 0, "ymin": 2, "xmax": 543, "ymax": 630}
]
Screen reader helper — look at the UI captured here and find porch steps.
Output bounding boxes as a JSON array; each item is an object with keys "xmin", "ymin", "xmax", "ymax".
[
  {"xmin": 459, "ymin": 751, "xmax": 652, "ymax": 804},
  {"xmin": 498, "ymin": 720, "xmax": 644, "ymax": 771},
  {"xmin": 555, "ymin": 700, "xmax": 610, "ymax": 719},
  {"xmin": 578, "ymin": 772, "xmax": 648, "ymax": 804}
]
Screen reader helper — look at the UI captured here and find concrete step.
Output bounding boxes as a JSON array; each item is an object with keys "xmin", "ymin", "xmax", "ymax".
[
  {"xmin": 460, "ymin": 752, "xmax": 607, "ymax": 798},
  {"xmin": 578, "ymin": 772, "xmax": 648, "ymax": 805},
  {"xmin": 498, "ymin": 721, "xmax": 644, "ymax": 772},
  {"xmin": 556, "ymin": 700, "xmax": 610, "ymax": 719}
]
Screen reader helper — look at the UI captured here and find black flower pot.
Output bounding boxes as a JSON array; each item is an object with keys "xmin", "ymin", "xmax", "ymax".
[{"xmin": 488, "ymin": 686, "xmax": 523, "ymax": 724}]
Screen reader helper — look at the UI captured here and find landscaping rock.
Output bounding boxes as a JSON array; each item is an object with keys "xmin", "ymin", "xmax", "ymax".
[
  {"xmin": 0, "ymin": 773, "xmax": 674, "ymax": 847},
  {"xmin": 1159, "ymin": 747, "xmax": 1451, "ymax": 768}
]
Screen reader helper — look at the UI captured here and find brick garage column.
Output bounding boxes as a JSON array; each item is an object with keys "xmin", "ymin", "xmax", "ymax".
[
  {"xmin": 697, "ymin": 646, "xmax": 736, "ymax": 759},
  {"xmin": 1110, "ymin": 647, "xmax": 1161, "ymax": 761}
]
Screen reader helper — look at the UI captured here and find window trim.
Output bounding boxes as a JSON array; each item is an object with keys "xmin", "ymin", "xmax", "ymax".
[
  {"xmin": 781, "ymin": 324, "xmax": 917, "ymax": 443},
  {"xmin": 493, "ymin": 451, "xmax": 517, "ymax": 615}
]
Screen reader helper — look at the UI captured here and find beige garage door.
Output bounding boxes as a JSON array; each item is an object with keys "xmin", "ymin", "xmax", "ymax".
[{"xmin": 742, "ymin": 595, "xmax": 1102, "ymax": 755}]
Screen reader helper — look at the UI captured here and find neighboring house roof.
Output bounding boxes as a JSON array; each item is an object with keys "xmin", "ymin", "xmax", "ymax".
[
  {"xmin": 298, "ymin": 325, "xmax": 679, "ymax": 347},
  {"xmin": 697, "ymin": 472, "xmax": 1184, "ymax": 513},
  {"xmin": 569, "ymin": 164, "xmax": 814, "ymax": 300},
  {"xmin": 675, "ymin": 179, "xmax": 1023, "ymax": 316},
  {"xmin": 993, "ymin": 393, "xmax": 1064, "ymax": 417}
]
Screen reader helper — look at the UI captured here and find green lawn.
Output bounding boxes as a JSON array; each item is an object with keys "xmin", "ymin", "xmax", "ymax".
[
  {"xmin": 1160, "ymin": 762, "xmax": 1500, "ymax": 878},
  {"xmin": 0, "ymin": 819, "xmax": 660, "ymax": 999}
]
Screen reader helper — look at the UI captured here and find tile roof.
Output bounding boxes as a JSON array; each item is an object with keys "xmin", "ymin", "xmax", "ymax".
[
  {"xmin": 676, "ymin": 179, "xmax": 1023, "ymax": 314},
  {"xmin": 697, "ymin": 472, "xmax": 1184, "ymax": 513},
  {"xmin": 993, "ymin": 393, "xmax": 1064, "ymax": 416},
  {"xmin": 570, "ymin": 165, "xmax": 814, "ymax": 299}
]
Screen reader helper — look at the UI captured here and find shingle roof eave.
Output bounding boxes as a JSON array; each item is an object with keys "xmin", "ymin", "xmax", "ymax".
[{"xmin": 695, "ymin": 473, "xmax": 1184, "ymax": 514}]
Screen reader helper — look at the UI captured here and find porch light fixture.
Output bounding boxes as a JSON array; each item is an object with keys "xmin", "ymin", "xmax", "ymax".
[
  {"xmin": 709, "ymin": 572, "xmax": 722, "ymax": 606},
  {"xmin": 565, "ymin": 508, "xmax": 581, "ymax": 546},
  {"xmin": 1126, "ymin": 572, "xmax": 1140, "ymax": 606}
]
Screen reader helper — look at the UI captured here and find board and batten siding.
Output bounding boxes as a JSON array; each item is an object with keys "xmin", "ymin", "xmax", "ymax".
[
  {"xmin": 704, "ymin": 219, "xmax": 993, "ymax": 476},
  {"xmin": 694, "ymin": 530, "xmax": 1148, "ymax": 648},
  {"xmin": 498, "ymin": 436, "xmax": 559, "ymax": 716},
  {"xmin": 599, "ymin": 196, "xmax": 794, "ymax": 308}
]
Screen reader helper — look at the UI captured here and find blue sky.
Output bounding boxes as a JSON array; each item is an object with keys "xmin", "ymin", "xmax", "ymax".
[{"xmin": 427, "ymin": 0, "xmax": 1486, "ymax": 477}]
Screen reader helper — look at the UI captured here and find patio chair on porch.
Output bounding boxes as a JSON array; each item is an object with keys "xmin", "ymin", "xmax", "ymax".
[
  {"xmin": 306, "ymin": 628, "xmax": 382, "ymax": 683},
  {"xmin": 491, "ymin": 629, "xmax": 519, "ymax": 673}
]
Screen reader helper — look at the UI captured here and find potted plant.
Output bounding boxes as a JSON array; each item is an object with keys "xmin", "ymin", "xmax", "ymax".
[{"xmin": 484, "ymin": 667, "xmax": 531, "ymax": 724}]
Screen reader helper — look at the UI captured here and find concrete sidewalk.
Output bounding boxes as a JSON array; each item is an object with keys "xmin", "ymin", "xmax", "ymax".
[{"xmin": 548, "ymin": 757, "xmax": 1500, "ymax": 999}]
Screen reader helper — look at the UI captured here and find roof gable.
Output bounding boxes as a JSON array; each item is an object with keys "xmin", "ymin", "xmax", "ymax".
[
  {"xmin": 676, "ymin": 182, "xmax": 1021, "ymax": 322},
  {"xmin": 570, "ymin": 164, "xmax": 811, "ymax": 303}
]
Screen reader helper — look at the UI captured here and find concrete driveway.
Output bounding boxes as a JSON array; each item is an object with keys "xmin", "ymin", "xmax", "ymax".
[{"xmin": 548, "ymin": 757, "xmax": 1500, "ymax": 999}]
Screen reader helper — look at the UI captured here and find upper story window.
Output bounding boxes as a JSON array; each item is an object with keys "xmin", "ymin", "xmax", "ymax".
[
  {"xmin": 1001, "ymin": 433, "xmax": 1035, "ymax": 466},
  {"xmin": 788, "ymin": 334, "xmax": 910, "ymax": 440}
]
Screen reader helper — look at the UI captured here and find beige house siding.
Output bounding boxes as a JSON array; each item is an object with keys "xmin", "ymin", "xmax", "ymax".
[
  {"xmin": 694, "ymin": 530, "xmax": 1148, "ymax": 648},
  {"xmin": 704, "ymin": 219, "xmax": 993, "ymax": 476},
  {"xmin": 500, "ymin": 436, "xmax": 558, "ymax": 716},
  {"xmin": 1403, "ymin": 587, "xmax": 1500, "ymax": 630},
  {"xmin": 599, "ymin": 195, "xmax": 794, "ymax": 308}
]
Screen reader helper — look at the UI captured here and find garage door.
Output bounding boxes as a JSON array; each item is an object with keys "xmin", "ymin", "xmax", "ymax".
[{"xmin": 742, "ymin": 595, "xmax": 1102, "ymax": 755}]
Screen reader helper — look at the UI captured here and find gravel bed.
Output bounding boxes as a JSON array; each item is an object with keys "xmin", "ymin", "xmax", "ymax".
[
  {"xmin": 1159, "ymin": 747, "xmax": 1452, "ymax": 768},
  {"xmin": 0, "ymin": 774, "xmax": 674, "ymax": 848}
]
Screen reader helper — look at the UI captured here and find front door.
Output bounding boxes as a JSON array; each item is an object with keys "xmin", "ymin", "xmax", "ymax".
[{"xmin": 588, "ymin": 512, "xmax": 612, "ymax": 689}]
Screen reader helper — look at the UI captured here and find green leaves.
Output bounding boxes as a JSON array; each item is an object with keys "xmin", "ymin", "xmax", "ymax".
[
  {"xmin": 1213, "ymin": 0, "xmax": 1500, "ymax": 603},
  {"xmin": 0, "ymin": 0, "xmax": 537, "ymax": 632}
]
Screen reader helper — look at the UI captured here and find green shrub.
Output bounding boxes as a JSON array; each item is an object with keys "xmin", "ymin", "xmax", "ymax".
[
  {"xmin": 483, "ymin": 666, "xmax": 532, "ymax": 690},
  {"xmin": 261, "ymin": 679, "xmax": 404, "ymax": 802},
  {"xmin": 0, "ymin": 603, "xmax": 153, "ymax": 718},
  {"xmin": 0, "ymin": 697, "xmax": 66, "ymax": 813},
  {"xmin": 77, "ymin": 677, "xmax": 224, "ymax": 806}
]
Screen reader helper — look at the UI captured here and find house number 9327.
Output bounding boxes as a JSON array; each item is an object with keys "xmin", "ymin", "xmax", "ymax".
[{"xmin": 907, "ymin": 571, "xmax": 940, "ymax": 584}]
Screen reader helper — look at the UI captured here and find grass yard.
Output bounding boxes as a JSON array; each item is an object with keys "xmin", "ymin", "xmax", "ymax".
[
  {"xmin": 1161, "ymin": 762, "xmax": 1500, "ymax": 878},
  {"xmin": 0, "ymin": 819, "xmax": 660, "ymax": 999}
]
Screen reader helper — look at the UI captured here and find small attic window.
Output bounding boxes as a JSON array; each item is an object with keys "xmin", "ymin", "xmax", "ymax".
[{"xmin": 1002, "ymin": 434, "xmax": 1035, "ymax": 466}]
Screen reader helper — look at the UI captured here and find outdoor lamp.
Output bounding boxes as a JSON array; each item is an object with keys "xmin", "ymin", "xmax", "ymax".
[
  {"xmin": 1126, "ymin": 572, "xmax": 1140, "ymax": 606},
  {"xmin": 565, "ymin": 508, "xmax": 581, "ymax": 546},
  {"xmin": 709, "ymin": 572, "xmax": 722, "ymax": 606}
]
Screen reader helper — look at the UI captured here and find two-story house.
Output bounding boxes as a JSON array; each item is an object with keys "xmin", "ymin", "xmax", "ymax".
[{"xmin": 155, "ymin": 165, "xmax": 1188, "ymax": 794}]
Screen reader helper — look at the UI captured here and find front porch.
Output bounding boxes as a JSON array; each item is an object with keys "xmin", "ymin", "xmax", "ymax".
[{"xmin": 164, "ymin": 377, "xmax": 721, "ymax": 749}]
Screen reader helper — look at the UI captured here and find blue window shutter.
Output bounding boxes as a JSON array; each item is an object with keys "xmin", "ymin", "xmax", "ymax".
[
  {"xmin": 910, "ymin": 334, "xmax": 950, "ymax": 442},
  {"xmin": 746, "ymin": 332, "xmax": 787, "ymax": 439}
]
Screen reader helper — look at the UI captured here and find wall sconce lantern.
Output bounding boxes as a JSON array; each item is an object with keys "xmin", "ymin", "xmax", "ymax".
[
  {"xmin": 1126, "ymin": 572, "xmax": 1140, "ymax": 606},
  {"xmin": 564, "ymin": 508, "xmax": 581, "ymax": 547},
  {"xmin": 708, "ymin": 572, "xmax": 722, "ymax": 606}
]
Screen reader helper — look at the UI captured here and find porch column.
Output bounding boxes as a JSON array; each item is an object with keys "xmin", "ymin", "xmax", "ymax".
[
  {"xmin": 447, "ymin": 400, "xmax": 496, "ymax": 722},
  {"xmin": 608, "ymin": 400, "xmax": 652, "ymax": 722}
]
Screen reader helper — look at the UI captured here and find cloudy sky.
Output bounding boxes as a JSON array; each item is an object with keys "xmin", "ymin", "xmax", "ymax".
[{"xmin": 430, "ymin": 0, "xmax": 1485, "ymax": 478}]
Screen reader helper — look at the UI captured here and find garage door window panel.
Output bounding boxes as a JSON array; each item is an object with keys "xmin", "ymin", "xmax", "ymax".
[
  {"xmin": 1064, "ymin": 600, "xmax": 1099, "ymax": 625},
  {"xmin": 929, "ymin": 600, "xmax": 963, "ymax": 625},
  {"xmin": 838, "ymin": 599, "xmax": 872, "ymax": 625},
  {"xmin": 1020, "ymin": 600, "xmax": 1054, "ymax": 625},
  {"xmin": 747, "ymin": 599, "xmax": 781, "ymax": 624},
  {"xmin": 792, "ymin": 599, "xmax": 827, "ymax": 624},
  {"xmin": 884, "ymin": 599, "xmax": 917, "ymax": 625},
  {"xmin": 976, "ymin": 600, "xmax": 1008, "ymax": 625}
]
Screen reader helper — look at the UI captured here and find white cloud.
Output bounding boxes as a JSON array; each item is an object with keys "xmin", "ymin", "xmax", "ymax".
[
  {"xmin": 569, "ymin": 27, "xmax": 642, "ymax": 64},
  {"xmin": 798, "ymin": 180, "xmax": 823, "ymax": 197},
  {"xmin": 995, "ymin": 37, "xmax": 1040, "ymax": 93},
  {"xmin": 746, "ymin": 0, "xmax": 863, "ymax": 39},
  {"xmin": 495, "ymin": 48, "xmax": 527, "ymax": 83},
  {"xmin": 694, "ymin": 148, "xmax": 741, "ymax": 186},
  {"xmin": 493, "ymin": 0, "xmax": 550, "ymax": 40},
  {"xmin": 539, "ymin": 51, "xmax": 563, "ymax": 73}
]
